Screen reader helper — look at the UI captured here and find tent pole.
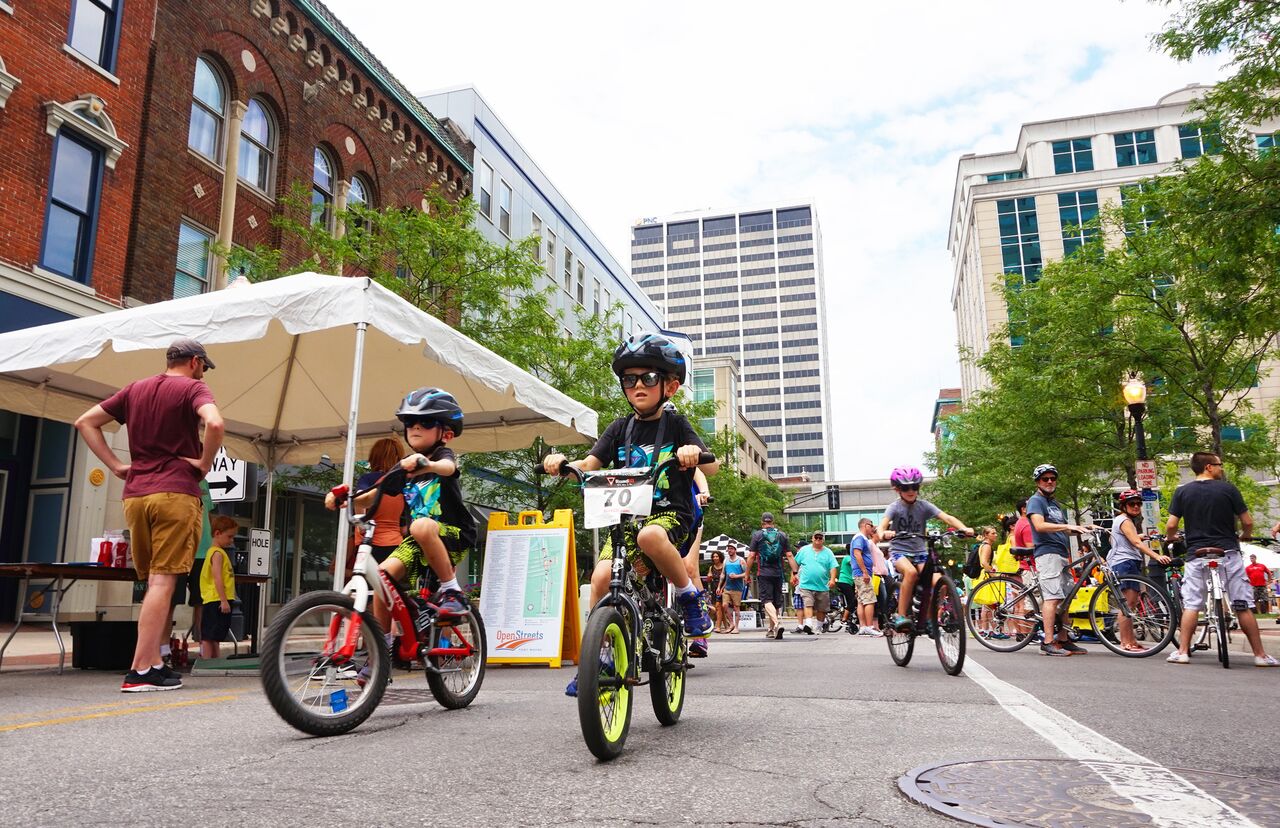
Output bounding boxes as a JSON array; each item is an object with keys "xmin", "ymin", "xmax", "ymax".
[
  {"xmin": 256, "ymin": 449, "xmax": 275, "ymax": 653},
  {"xmin": 332, "ymin": 321, "xmax": 368, "ymax": 589}
]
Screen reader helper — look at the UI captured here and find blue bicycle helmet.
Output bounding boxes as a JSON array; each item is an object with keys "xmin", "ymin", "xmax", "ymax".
[
  {"xmin": 612, "ymin": 333, "xmax": 688, "ymax": 384},
  {"xmin": 396, "ymin": 387, "xmax": 464, "ymax": 435}
]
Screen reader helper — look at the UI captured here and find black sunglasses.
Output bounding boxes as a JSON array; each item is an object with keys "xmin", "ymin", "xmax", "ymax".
[
  {"xmin": 401, "ymin": 416, "xmax": 443, "ymax": 429},
  {"xmin": 1039, "ymin": 476, "xmax": 1058, "ymax": 483},
  {"xmin": 898, "ymin": 484, "xmax": 920, "ymax": 492},
  {"xmin": 620, "ymin": 371, "xmax": 665, "ymax": 389}
]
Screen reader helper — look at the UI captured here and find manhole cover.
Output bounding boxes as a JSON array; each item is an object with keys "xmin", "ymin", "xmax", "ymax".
[
  {"xmin": 899, "ymin": 758, "xmax": 1279, "ymax": 827},
  {"xmin": 378, "ymin": 687, "xmax": 433, "ymax": 706}
]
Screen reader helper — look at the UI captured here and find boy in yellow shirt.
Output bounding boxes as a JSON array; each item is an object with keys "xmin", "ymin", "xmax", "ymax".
[{"xmin": 199, "ymin": 516, "xmax": 239, "ymax": 659}]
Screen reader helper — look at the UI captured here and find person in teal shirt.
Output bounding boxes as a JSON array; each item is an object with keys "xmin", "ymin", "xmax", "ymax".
[{"xmin": 790, "ymin": 532, "xmax": 838, "ymax": 635}]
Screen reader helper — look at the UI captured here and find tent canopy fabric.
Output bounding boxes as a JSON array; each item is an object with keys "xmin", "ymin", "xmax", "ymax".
[{"xmin": 0, "ymin": 273, "xmax": 597, "ymax": 465}]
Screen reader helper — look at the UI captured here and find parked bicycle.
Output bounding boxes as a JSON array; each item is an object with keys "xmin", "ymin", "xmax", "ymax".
[
  {"xmin": 965, "ymin": 531, "xmax": 1176, "ymax": 657},
  {"xmin": 1144, "ymin": 534, "xmax": 1210, "ymax": 652},
  {"xmin": 545, "ymin": 452, "xmax": 714, "ymax": 761},
  {"xmin": 259, "ymin": 467, "xmax": 486, "ymax": 736},
  {"xmin": 884, "ymin": 530, "xmax": 966, "ymax": 675}
]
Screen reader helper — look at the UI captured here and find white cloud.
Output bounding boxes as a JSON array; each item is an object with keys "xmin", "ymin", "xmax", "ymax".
[{"xmin": 325, "ymin": 0, "xmax": 1226, "ymax": 479}]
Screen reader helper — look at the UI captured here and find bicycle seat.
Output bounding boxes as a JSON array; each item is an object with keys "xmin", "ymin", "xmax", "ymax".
[
  {"xmin": 1011, "ymin": 547, "xmax": 1034, "ymax": 559},
  {"xmin": 1190, "ymin": 547, "xmax": 1227, "ymax": 558}
]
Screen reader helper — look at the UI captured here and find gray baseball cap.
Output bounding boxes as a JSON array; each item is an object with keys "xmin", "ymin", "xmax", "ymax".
[
  {"xmin": 167, "ymin": 338, "xmax": 215, "ymax": 369},
  {"xmin": 761, "ymin": 512, "xmax": 775, "ymax": 523}
]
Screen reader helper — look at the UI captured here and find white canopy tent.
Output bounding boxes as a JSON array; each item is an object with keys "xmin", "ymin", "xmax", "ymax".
[{"xmin": 0, "ymin": 273, "xmax": 597, "ymax": 591}]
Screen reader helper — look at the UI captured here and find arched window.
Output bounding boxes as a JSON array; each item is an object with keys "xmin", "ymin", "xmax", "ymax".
[
  {"xmin": 188, "ymin": 57, "xmax": 225, "ymax": 162},
  {"xmin": 238, "ymin": 98, "xmax": 275, "ymax": 192},
  {"xmin": 348, "ymin": 174, "xmax": 369, "ymax": 209},
  {"xmin": 312, "ymin": 147, "xmax": 335, "ymax": 229},
  {"xmin": 348, "ymin": 174, "xmax": 373, "ymax": 237}
]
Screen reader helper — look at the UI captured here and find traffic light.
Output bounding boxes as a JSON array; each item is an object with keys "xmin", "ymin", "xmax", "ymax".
[{"xmin": 826, "ymin": 484, "xmax": 840, "ymax": 511}]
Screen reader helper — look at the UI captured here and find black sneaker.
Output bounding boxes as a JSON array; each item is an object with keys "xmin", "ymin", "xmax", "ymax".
[
  {"xmin": 156, "ymin": 663, "xmax": 182, "ymax": 681},
  {"xmin": 1060, "ymin": 641, "xmax": 1089, "ymax": 655},
  {"xmin": 121, "ymin": 668, "xmax": 182, "ymax": 692},
  {"xmin": 1039, "ymin": 643, "xmax": 1070, "ymax": 658}
]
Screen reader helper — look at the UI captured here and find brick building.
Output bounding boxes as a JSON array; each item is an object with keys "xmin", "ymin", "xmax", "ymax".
[
  {"xmin": 129, "ymin": 0, "xmax": 472, "ymax": 303},
  {"xmin": 0, "ymin": 0, "xmax": 474, "ymax": 621}
]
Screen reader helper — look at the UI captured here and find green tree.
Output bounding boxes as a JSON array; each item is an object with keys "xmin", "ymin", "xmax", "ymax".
[{"xmin": 1153, "ymin": 0, "xmax": 1280, "ymax": 130}]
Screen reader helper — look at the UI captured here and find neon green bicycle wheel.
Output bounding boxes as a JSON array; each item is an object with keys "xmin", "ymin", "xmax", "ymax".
[
  {"xmin": 577, "ymin": 606, "xmax": 633, "ymax": 760},
  {"xmin": 649, "ymin": 618, "xmax": 686, "ymax": 725}
]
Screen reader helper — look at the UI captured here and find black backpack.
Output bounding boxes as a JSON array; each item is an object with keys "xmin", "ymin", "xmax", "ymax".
[{"xmin": 963, "ymin": 542, "xmax": 984, "ymax": 579}]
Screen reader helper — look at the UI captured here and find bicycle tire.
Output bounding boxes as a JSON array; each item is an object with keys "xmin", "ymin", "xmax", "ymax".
[
  {"xmin": 577, "ymin": 606, "xmax": 633, "ymax": 760},
  {"xmin": 886, "ymin": 582, "xmax": 914, "ymax": 666},
  {"xmin": 425, "ymin": 606, "xmax": 487, "ymax": 709},
  {"xmin": 1088, "ymin": 575, "xmax": 1175, "ymax": 658},
  {"xmin": 259, "ymin": 590, "xmax": 390, "ymax": 737},
  {"xmin": 966, "ymin": 575, "xmax": 1040, "ymax": 653},
  {"xmin": 932, "ymin": 573, "xmax": 965, "ymax": 675},
  {"xmin": 1215, "ymin": 598, "xmax": 1230, "ymax": 669},
  {"xmin": 649, "ymin": 618, "xmax": 686, "ymax": 726}
]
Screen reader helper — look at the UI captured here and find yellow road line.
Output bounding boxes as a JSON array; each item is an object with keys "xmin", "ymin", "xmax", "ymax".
[
  {"xmin": 0, "ymin": 691, "xmax": 233, "ymax": 723},
  {"xmin": 1, "ymin": 693, "xmax": 242, "ymax": 733}
]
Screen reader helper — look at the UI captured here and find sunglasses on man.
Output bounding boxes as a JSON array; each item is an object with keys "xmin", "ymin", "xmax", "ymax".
[
  {"xmin": 620, "ymin": 371, "xmax": 666, "ymax": 389},
  {"xmin": 1039, "ymin": 476, "xmax": 1058, "ymax": 483}
]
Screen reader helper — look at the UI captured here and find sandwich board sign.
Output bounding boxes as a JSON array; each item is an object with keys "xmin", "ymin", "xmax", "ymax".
[{"xmin": 480, "ymin": 509, "xmax": 581, "ymax": 668}]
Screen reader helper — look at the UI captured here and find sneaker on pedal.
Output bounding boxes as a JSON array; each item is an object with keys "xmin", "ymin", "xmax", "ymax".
[
  {"xmin": 121, "ymin": 668, "xmax": 182, "ymax": 692},
  {"xmin": 890, "ymin": 613, "xmax": 912, "ymax": 633},
  {"xmin": 565, "ymin": 652, "xmax": 615, "ymax": 697},
  {"xmin": 689, "ymin": 638, "xmax": 708, "ymax": 658},
  {"xmin": 432, "ymin": 588, "xmax": 468, "ymax": 616},
  {"xmin": 676, "ymin": 591, "xmax": 712, "ymax": 637}
]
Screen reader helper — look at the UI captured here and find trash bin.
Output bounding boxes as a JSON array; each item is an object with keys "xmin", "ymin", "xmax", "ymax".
[{"xmin": 70, "ymin": 621, "xmax": 137, "ymax": 670}]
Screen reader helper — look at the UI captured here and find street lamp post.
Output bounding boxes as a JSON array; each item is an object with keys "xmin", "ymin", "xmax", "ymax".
[{"xmin": 1122, "ymin": 372, "xmax": 1148, "ymax": 469}]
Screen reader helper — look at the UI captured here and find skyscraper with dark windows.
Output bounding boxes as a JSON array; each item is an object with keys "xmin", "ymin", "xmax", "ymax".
[{"xmin": 630, "ymin": 203, "xmax": 833, "ymax": 479}]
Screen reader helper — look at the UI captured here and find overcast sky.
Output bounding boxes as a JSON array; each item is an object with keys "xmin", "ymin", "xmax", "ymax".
[{"xmin": 324, "ymin": 0, "xmax": 1225, "ymax": 480}]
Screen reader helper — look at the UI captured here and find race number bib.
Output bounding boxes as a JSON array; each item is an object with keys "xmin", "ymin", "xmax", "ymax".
[{"xmin": 582, "ymin": 471, "xmax": 654, "ymax": 529}]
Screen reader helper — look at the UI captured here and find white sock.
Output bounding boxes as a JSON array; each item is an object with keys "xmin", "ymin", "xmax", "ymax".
[
  {"xmin": 676, "ymin": 583, "xmax": 697, "ymax": 597},
  {"xmin": 136, "ymin": 666, "xmax": 150, "ymax": 675},
  {"xmin": 439, "ymin": 578, "xmax": 460, "ymax": 593},
  {"xmin": 160, "ymin": 644, "xmax": 171, "ymax": 657}
]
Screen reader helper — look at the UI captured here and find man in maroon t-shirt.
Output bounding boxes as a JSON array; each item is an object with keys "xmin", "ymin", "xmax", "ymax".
[
  {"xmin": 1012, "ymin": 497, "xmax": 1035, "ymax": 572},
  {"xmin": 75, "ymin": 339, "xmax": 223, "ymax": 692}
]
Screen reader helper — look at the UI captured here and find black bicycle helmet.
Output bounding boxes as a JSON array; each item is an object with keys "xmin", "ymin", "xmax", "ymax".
[
  {"xmin": 611, "ymin": 333, "xmax": 688, "ymax": 384},
  {"xmin": 396, "ymin": 387, "xmax": 464, "ymax": 435}
]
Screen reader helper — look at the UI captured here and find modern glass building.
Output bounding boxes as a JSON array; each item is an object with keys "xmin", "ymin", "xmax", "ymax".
[
  {"xmin": 420, "ymin": 86, "xmax": 664, "ymax": 338},
  {"xmin": 630, "ymin": 203, "xmax": 833, "ymax": 479},
  {"xmin": 949, "ymin": 84, "xmax": 1280, "ymax": 409}
]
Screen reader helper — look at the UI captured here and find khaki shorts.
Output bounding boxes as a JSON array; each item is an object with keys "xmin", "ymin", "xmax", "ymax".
[
  {"xmin": 799, "ymin": 588, "xmax": 830, "ymax": 614},
  {"xmin": 854, "ymin": 578, "xmax": 877, "ymax": 606},
  {"xmin": 722, "ymin": 589, "xmax": 742, "ymax": 607},
  {"xmin": 124, "ymin": 493, "xmax": 201, "ymax": 580}
]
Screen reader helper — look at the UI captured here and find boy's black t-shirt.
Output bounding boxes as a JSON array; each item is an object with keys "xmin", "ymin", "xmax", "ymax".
[
  {"xmin": 587, "ymin": 411, "xmax": 706, "ymax": 532},
  {"xmin": 403, "ymin": 445, "xmax": 476, "ymax": 549}
]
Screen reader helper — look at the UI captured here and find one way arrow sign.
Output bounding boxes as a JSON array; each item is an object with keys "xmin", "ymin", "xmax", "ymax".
[{"xmin": 206, "ymin": 448, "xmax": 246, "ymax": 503}]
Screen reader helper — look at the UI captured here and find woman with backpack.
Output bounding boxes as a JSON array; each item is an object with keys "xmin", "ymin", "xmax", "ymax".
[{"xmin": 966, "ymin": 527, "xmax": 1006, "ymax": 639}]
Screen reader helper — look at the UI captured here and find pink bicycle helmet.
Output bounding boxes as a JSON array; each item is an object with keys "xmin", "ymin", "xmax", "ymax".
[{"xmin": 889, "ymin": 466, "xmax": 924, "ymax": 487}]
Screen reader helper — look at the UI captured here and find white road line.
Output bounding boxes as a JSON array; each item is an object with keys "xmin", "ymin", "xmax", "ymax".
[{"xmin": 964, "ymin": 656, "xmax": 1258, "ymax": 828}]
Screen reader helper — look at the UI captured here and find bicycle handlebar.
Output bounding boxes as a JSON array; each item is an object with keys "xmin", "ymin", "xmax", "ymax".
[
  {"xmin": 329, "ymin": 466, "xmax": 408, "ymax": 525},
  {"xmin": 534, "ymin": 452, "xmax": 716, "ymax": 483}
]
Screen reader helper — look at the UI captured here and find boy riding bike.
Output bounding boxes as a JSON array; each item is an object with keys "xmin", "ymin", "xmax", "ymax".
[
  {"xmin": 328, "ymin": 388, "xmax": 476, "ymax": 620},
  {"xmin": 877, "ymin": 466, "xmax": 972, "ymax": 632},
  {"xmin": 542, "ymin": 333, "xmax": 719, "ymax": 694}
]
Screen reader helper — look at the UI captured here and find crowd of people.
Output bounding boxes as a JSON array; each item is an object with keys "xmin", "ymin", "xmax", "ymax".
[{"xmin": 72, "ymin": 331, "xmax": 1280, "ymax": 696}]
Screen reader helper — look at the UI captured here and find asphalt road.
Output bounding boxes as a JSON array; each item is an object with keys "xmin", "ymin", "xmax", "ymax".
[{"xmin": 2, "ymin": 626, "xmax": 1277, "ymax": 827}]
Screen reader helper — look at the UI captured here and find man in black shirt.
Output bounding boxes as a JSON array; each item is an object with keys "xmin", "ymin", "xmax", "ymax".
[{"xmin": 1164, "ymin": 451, "xmax": 1277, "ymax": 666}]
